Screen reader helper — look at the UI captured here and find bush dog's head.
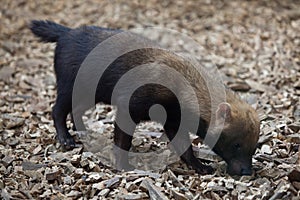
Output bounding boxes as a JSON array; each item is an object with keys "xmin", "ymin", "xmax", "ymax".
[{"xmin": 211, "ymin": 102, "xmax": 260, "ymax": 175}]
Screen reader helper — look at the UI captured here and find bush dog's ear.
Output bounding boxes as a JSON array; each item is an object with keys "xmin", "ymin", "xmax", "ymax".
[{"xmin": 216, "ymin": 102, "xmax": 232, "ymax": 122}]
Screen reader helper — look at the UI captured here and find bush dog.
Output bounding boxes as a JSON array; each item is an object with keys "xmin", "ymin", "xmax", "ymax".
[{"xmin": 30, "ymin": 20, "xmax": 260, "ymax": 175}]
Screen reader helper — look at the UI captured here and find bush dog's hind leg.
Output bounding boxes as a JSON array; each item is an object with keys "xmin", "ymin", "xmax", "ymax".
[{"xmin": 52, "ymin": 94, "xmax": 76, "ymax": 148}]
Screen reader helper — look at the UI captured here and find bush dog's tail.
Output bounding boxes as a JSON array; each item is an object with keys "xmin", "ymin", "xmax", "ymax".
[{"xmin": 29, "ymin": 20, "xmax": 71, "ymax": 42}]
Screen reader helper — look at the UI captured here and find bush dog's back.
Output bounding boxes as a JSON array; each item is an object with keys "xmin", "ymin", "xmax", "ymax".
[{"xmin": 30, "ymin": 20, "xmax": 260, "ymax": 176}]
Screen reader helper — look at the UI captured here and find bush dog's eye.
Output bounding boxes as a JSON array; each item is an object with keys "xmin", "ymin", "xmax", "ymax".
[{"xmin": 234, "ymin": 143, "xmax": 241, "ymax": 150}]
